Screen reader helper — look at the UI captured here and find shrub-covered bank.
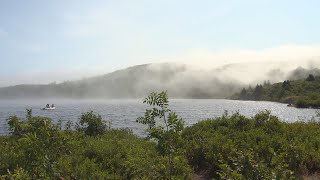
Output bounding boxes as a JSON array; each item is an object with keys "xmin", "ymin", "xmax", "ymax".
[
  {"xmin": 1, "ymin": 92, "xmax": 320, "ymax": 179},
  {"xmin": 0, "ymin": 109, "xmax": 191, "ymax": 179},
  {"xmin": 232, "ymin": 74, "xmax": 320, "ymax": 108},
  {"xmin": 183, "ymin": 111, "xmax": 320, "ymax": 179}
]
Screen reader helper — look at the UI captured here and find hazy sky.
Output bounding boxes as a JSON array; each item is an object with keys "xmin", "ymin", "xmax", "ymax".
[{"xmin": 1, "ymin": 0, "xmax": 320, "ymax": 86}]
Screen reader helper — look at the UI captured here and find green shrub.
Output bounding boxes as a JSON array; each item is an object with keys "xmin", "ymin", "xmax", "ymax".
[
  {"xmin": 1, "ymin": 109, "xmax": 191, "ymax": 179},
  {"xmin": 2, "ymin": 110, "xmax": 69, "ymax": 178},
  {"xmin": 77, "ymin": 111, "xmax": 107, "ymax": 136},
  {"xmin": 137, "ymin": 91, "xmax": 192, "ymax": 179},
  {"xmin": 183, "ymin": 111, "xmax": 320, "ymax": 179}
]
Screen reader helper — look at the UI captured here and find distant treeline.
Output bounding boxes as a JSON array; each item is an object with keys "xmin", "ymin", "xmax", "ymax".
[{"xmin": 232, "ymin": 74, "xmax": 320, "ymax": 108}]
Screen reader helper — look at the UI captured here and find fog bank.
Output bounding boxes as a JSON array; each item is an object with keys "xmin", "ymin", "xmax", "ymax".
[{"xmin": 0, "ymin": 60, "xmax": 319, "ymax": 99}]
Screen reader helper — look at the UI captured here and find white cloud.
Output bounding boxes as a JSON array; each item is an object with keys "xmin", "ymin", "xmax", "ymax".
[
  {"xmin": 165, "ymin": 44, "xmax": 320, "ymax": 68},
  {"xmin": 142, "ymin": 44, "xmax": 320, "ymax": 84},
  {"xmin": 1, "ymin": 44, "xmax": 320, "ymax": 87}
]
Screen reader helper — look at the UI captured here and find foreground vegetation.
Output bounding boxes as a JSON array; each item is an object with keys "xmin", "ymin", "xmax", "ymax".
[
  {"xmin": 1, "ymin": 91, "xmax": 320, "ymax": 179},
  {"xmin": 183, "ymin": 111, "xmax": 320, "ymax": 179},
  {"xmin": 232, "ymin": 74, "xmax": 320, "ymax": 108},
  {"xmin": 0, "ymin": 110, "xmax": 191, "ymax": 179}
]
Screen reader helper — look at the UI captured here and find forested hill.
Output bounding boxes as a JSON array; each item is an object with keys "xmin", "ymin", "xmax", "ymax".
[
  {"xmin": 232, "ymin": 74, "xmax": 320, "ymax": 108},
  {"xmin": 1, "ymin": 62, "xmax": 320, "ymax": 99},
  {"xmin": 0, "ymin": 63, "xmax": 242, "ymax": 99}
]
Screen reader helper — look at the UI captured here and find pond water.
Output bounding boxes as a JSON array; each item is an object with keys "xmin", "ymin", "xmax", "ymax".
[{"xmin": 0, "ymin": 99, "xmax": 318, "ymax": 135}]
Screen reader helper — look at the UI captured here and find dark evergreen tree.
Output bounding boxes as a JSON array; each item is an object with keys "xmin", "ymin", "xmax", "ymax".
[
  {"xmin": 253, "ymin": 84, "xmax": 263, "ymax": 100},
  {"xmin": 306, "ymin": 74, "xmax": 315, "ymax": 81},
  {"xmin": 240, "ymin": 88, "xmax": 247, "ymax": 100}
]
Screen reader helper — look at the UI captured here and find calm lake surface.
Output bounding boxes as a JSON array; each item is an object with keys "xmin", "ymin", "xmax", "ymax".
[{"xmin": 0, "ymin": 99, "xmax": 318, "ymax": 136}]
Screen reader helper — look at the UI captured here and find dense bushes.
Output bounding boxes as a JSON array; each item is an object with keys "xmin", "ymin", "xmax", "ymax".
[
  {"xmin": 296, "ymin": 93, "xmax": 320, "ymax": 108},
  {"xmin": 1, "ymin": 110, "xmax": 69, "ymax": 178},
  {"xmin": 76, "ymin": 111, "xmax": 107, "ymax": 136},
  {"xmin": 183, "ymin": 110, "xmax": 320, "ymax": 179},
  {"xmin": 0, "ymin": 108, "xmax": 191, "ymax": 179},
  {"xmin": 54, "ymin": 129, "xmax": 177, "ymax": 179}
]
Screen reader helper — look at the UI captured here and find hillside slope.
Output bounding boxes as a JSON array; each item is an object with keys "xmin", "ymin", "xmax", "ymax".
[
  {"xmin": 1, "ymin": 62, "xmax": 320, "ymax": 100},
  {"xmin": 0, "ymin": 63, "xmax": 242, "ymax": 99}
]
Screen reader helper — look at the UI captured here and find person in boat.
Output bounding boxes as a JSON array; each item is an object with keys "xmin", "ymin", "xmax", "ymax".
[
  {"xmin": 51, "ymin": 104, "xmax": 55, "ymax": 108},
  {"xmin": 46, "ymin": 104, "xmax": 50, "ymax": 108}
]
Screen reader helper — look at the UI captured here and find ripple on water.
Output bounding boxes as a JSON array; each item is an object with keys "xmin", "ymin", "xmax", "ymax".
[{"xmin": 0, "ymin": 99, "xmax": 318, "ymax": 135}]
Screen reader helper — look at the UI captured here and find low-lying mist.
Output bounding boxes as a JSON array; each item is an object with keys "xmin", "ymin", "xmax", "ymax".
[{"xmin": 0, "ymin": 60, "xmax": 319, "ymax": 99}]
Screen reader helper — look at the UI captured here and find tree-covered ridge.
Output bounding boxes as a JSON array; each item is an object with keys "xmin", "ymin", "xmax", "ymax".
[
  {"xmin": 1, "ymin": 63, "xmax": 320, "ymax": 99},
  {"xmin": 0, "ymin": 63, "xmax": 242, "ymax": 99},
  {"xmin": 232, "ymin": 74, "xmax": 320, "ymax": 108}
]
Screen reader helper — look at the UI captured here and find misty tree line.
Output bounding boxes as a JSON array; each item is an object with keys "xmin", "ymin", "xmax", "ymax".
[
  {"xmin": 236, "ymin": 74, "xmax": 320, "ymax": 108},
  {"xmin": 238, "ymin": 80, "xmax": 270, "ymax": 101}
]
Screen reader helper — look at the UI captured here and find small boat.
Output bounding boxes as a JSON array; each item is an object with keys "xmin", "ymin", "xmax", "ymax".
[
  {"xmin": 41, "ymin": 104, "xmax": 55, "ymax": 110},
  {"xmin": 41, "ymin": 107, "xmax": 56, "ymax": 110}
]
